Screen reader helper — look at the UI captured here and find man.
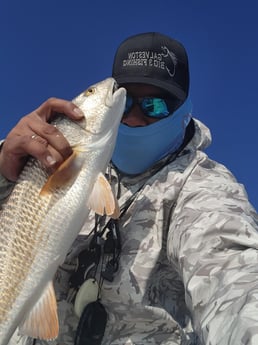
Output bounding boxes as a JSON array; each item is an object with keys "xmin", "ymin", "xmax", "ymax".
[{"xmin": 2, "ymin": 32, "xmax": 258, "ymax": 345}]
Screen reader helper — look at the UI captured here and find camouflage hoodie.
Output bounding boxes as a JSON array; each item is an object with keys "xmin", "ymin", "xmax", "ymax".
[{"xmin": 5, "ymin": 119, "xmax": 258, "ymax": 345}]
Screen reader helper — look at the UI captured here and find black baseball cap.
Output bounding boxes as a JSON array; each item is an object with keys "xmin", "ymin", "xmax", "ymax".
[{"xmin": 112, "ymin": 32, "xmax": 189, "ymax": 101}]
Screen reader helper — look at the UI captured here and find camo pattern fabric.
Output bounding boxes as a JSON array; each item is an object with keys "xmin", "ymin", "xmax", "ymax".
[
  {"xmin": 6, "ymin": 119, "xmax": 258, "ymax": 345},
  {"xmin": 0, "ymin": 140, "xmax": 15, "ymax": 201}
]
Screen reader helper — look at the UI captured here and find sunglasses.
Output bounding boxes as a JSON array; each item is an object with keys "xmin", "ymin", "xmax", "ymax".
[{"xmin": 124, "ymin": 94, "xmax": 181, "ymax": 119}]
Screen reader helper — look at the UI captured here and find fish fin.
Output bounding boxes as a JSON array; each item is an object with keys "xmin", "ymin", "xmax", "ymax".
[
  {"xmin": 87, "ymin": 172, "xmax": 120, "ymax": 218},
  {"xmin": 40, "ymin": 149, "xmax": 83, "ymax": 196},
  {"xmin": 19, "ymin": 281, "xmax": 59, "ymax": 340}
]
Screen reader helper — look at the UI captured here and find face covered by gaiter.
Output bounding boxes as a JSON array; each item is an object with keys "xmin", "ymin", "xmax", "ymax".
[{"xmin": 111, "ymin": 97, "xmax": 192, "ymax": 175}]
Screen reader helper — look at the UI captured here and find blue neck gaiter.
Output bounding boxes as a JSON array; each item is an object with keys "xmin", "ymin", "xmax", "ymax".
[{"xmin": 111, "ymin": 97, "xmax": 192, "ymax": 175}]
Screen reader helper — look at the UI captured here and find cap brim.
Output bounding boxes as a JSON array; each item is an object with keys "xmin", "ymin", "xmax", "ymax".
[{"xmin": 115, "ymin": 75, "xmax": 186, "ymax": 101}]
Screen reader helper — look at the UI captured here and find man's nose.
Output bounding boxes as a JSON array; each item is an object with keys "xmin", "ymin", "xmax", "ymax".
[{"xmin": 121, "ymin": 104, "xmax": 150, "ymax": 127}]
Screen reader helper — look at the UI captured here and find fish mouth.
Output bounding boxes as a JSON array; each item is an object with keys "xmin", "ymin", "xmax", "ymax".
[
  {"xmin": 106, "ymin": 79, "xmax": 122, "ymax": 107},
  {"xmin": 113, "ymin": 80, "xmax": 119, "ymax": 93},
  {"xmin": 91, "ymin": 79, "xmax": 125, "ymax": 139}
]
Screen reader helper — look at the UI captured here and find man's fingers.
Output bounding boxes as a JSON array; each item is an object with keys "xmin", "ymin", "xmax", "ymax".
[
  {"xmin": 36, "ymin": 97, "xmax": 84, "ymax": 122},
  {"xmin": 26, "ymin": 119, "xmax": 73, "ymax": 160},
  {"xmin": 20, "ymin": 133, "xmax": 69, "ymax": 171},
  {"xmin": 0, "ymin": 134, "xmax": 66, "ymax": 181}
]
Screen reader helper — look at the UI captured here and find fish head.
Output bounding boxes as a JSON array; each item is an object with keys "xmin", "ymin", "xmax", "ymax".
[{"xmin": 72, "ymin": 78, "xmax": 126, "ymax": 136}]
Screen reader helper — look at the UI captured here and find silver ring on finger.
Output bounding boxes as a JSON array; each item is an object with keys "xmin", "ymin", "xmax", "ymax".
[{"xmin": 31, "ymin": 134, "xmax": 38, "ymax": 140}]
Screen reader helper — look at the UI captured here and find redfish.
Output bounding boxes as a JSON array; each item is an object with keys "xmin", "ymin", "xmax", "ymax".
[{"xmin": 0, "ymin": 78, "xmax": 126, "ymax": 344}]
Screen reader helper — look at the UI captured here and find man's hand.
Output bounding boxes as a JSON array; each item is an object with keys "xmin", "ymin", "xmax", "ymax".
[{"xmin": 0, "ymin": 97, "xmax": 84, "ymax": 181}]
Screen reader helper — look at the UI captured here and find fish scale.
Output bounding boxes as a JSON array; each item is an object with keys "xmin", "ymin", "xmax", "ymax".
[
  {"xmin": 0, "ymin": 77, "xmax": 126, "ymax": 345},
  {"xmin": 0, "ymin": 161, "xmax": 52, "ymax": 324}
]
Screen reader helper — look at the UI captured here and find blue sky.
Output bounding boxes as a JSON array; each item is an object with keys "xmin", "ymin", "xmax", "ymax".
[{"xmin": 0, "ymin": 1, "xmax": 257, "ymax": 209}]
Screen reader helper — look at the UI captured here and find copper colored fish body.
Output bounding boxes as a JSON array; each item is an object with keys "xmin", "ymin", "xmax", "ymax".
[{"xmin": 0, "ymin": 78, "xmax": 126, "ymax": 345}]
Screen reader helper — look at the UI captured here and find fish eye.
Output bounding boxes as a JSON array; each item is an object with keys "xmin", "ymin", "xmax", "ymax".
[{"xmin": 84, "ymin": 87, "xmax": 96, "ymax": 96}]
